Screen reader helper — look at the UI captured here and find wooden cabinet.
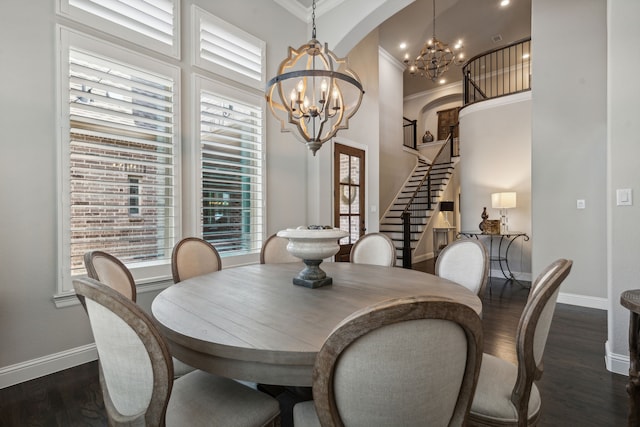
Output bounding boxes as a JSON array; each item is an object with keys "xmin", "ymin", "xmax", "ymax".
[{"xmin": 437, "ymin": 107, "xmax": 460, "ymax": 141}]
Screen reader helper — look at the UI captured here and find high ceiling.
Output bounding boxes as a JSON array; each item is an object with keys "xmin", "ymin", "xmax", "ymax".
[
  {"xmin": 379, "ymin": 0, "xmax": 531, "ymax": 96},
  {"xmin": 278, "ymin": 0, "xmax": 531, "ymax": 97}
]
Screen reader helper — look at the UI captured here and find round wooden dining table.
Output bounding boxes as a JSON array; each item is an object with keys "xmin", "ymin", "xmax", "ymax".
[{"xmin": 151, "ymin": 262, "xmax": 482, "ymax": 387}]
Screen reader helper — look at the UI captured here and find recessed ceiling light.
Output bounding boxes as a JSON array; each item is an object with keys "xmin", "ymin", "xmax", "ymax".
[
  {"xmin": 500, "ymin": 0, "xmax": 510, "ymax": 6},
  {"xmin": 400, "ymin": 42, "xmax": 407, "ymax": 49},
  {"xmin": 439, "ymin": 78, "xmax": 446, "ymax": 84},
  {"xmin": 522, "ymin": 53, "xmax": 530, "ymax": 59}
]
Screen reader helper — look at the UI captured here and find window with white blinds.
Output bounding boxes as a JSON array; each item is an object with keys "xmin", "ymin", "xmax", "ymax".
[
  {"xmin": 56, "ymin": 11, "xmax": 267, "ymax": 297},
  {"xmin": 198, "ymin": 79, "xmax": 264, "ymax": 256},
  {"xmin": 193, "ymin": 6, "xmax": 265, "ymax": 90},
  {"xmin": 64, "ymin": 35, "xmax": 178, "ymax": 281},
  {"xmin": 59, "ymin": 0, "xmax": 179, "ymax": 57}
]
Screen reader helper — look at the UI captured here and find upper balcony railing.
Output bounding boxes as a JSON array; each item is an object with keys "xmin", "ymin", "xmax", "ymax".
[
  {"xmin": 403, "ymin": 117, "xmax": 417, "ymax": 149},
  {"xmin": 462, "ymin": 37, "xmax": 531, "ymax": 106}
]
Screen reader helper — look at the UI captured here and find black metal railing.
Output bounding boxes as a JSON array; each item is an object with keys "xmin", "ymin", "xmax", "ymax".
[
  {"xmin": 463, "ymin": 37, "xmax": 531, "ymax": 106},
  {"xmin": 401, "ymin": 132, "xmax": 454, "ymax": 268},
  {"xmin": 449, "ymin": 125, "xmax": 459, "ymax": 158},
  {"xmin": 403, "ymin": 117, "xmax": 417, "ymax": 149}
]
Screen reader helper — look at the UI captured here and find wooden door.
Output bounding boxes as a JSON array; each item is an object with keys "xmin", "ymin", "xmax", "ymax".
[{"xmin": 334, "ymin": 143, "xmax": 365, "ymax": 262}]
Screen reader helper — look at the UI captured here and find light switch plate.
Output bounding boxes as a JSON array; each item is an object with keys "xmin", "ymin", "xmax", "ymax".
[
  {"xmin": 617, "ymin": 189, "xmax": 633, "ymax": 206},
  {"xmin": 577, "ymin": 199, "xmax": 585, "ymax": 209}
]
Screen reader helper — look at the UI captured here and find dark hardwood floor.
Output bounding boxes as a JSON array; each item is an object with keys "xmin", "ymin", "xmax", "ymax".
[{"xmin": 0, "ymin": 260, "xmax": 628, "ymax": 426}]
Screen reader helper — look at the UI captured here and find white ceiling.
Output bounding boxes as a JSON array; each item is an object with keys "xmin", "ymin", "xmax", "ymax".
[{"xmin": 275, "ymin": 0, "xmax": 532, "ymax": 96}]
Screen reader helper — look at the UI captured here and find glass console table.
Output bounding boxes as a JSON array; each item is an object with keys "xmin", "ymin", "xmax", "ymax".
[{"xmin": 457, "ymin": 231, "xmax": 530, "ymax": 287}]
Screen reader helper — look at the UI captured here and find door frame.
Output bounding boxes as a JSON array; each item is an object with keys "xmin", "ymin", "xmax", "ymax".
[{"xmin": 333, "ymin": 141, "xmax": 367, "ymax": 261}]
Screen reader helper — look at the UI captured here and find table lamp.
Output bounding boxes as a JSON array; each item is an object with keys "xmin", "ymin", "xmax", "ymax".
[
  {"xmin": 440, "ymin": 201, "xmax": 454, "ymax": 227},
  {"xmin": 491, "ymin": 192, "xmax": 516, "ymax": 233}
]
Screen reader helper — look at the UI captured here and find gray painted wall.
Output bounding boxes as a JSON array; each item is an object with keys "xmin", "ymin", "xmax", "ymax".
[
  {"xmin": 0, "ymin": 0, "xmax": 309, "ymax": 381},
  {"xmin": 1, "ymin": 0, "xmax": 96, "ymax": 372},
  {"xmin": 531, "ymin": 0, "xmax": 607, "ymax": 301},
  {"xmin": 379, "ymin": 47, "xmax": 413, "ymax": 224},
  {"xmin": 608, "ymin": 0, "xmax": 640, "ymax": 372}
]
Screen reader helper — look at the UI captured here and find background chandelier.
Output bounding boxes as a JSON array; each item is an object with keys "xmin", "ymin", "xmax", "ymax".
[
  {"xmin": 266, "ymin": 0, "xmax": 364, "ymax": 155},
  {"xmin": 404, "ymin": 0, "xmax": 463, "ymax": 81}
]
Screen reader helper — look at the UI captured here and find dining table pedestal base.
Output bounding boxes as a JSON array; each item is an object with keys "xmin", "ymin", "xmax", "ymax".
[{"xmin": 293, "ymin": 259, "xmax": 333, "ymax": 288}]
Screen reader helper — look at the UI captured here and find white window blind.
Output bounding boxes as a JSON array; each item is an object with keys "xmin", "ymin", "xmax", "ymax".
[
  {"xmin": 68, "ymin": 47, "xmax": 176, "ymax": 277},
  {"xmin": 199, "ymin": 83, "xmax": 264, "ymax": 256},
  {"xmin": 60, "ymin": 0, "xmax": 178, "ymax": 57},
  {"xmin": 193, "ymin": 6, "xmax": 265, "ymax": 90}
]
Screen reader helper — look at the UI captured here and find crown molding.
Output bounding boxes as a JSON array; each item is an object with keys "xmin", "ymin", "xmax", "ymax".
[
  {"xmin": 404, "ymin": 80, "xmax": 463, "ymax": 102},
  {"xmin": 273, "ymin": 0, "xmax": 346, "ymax": 22},
  {"xmin": 379, "ymin": 46, "xmax": 406, "ymax": 72}
]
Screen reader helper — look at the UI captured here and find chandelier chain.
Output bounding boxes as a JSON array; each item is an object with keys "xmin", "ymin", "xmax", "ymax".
[
  {"xmin": 312, "ymin": 0, "xmax": 317, "ymax": 39},
  {"xmin": 432, "ymin": 0, "xmax": 436, "ymax": 40}
]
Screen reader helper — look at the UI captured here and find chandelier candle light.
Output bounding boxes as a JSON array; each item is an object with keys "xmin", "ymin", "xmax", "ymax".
[
  {"xmin": 491, "ymin": 192, "xmax": 517, "ymax": 233},
  {"xmin": 404, "ymin": 0, "xmax": 464, "ymax": 82},
  {"xmin": 265, "ymin": 0, "xmax": 365, "ymax": 155}
]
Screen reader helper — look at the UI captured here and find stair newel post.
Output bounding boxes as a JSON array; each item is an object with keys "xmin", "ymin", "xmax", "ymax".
[
  {"xmin": 449, "ymin": 125, "xmax": 455, "ymax": 158},
  {"xmin": 402, "ymin": 211, "xmax": 412, "ymax": 269},
  {"xmin": 427, "ymin": 175, "xmax": 432, "ymax": 211},
  {"xmin": 412, "ymin": 120, "xmax": 417, "ymax": 149}
]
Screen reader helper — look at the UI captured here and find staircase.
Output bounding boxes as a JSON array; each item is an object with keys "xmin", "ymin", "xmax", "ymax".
[{"xmin": 379, "ymin": 143, "xmax": 457, "ymax": 266}]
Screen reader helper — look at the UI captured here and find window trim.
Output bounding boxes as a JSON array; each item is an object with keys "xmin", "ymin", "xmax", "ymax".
[
  {"xmin": 57, "ymin": 0, "xmax": 181, "ymax": 59},
  {"xmin": 56, "ymin": 25, "xmax": 182, "ymax": 297},
  {"xmin": 192, "ymin": 75, "xmax": 266, "ymax": 266}
]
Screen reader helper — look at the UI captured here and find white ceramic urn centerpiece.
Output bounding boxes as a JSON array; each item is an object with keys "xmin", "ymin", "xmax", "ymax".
[{"xmin": 277, "ymin": 226, "xmax": 349, "ymax": 288}]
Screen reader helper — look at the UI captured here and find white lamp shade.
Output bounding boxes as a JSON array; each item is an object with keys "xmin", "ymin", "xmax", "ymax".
[{"xmin": 491, "ymin": 192, "xmax": 517, "ymax": 209}]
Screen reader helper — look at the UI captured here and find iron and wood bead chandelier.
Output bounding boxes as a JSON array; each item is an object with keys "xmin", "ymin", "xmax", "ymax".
[
  {"xmin": 404, "ymin": 0, "xmax": 463, "ymax": 82},
  {"xmin": 265, "ymin": 0, "xmax": 364, "ymax": 155}
]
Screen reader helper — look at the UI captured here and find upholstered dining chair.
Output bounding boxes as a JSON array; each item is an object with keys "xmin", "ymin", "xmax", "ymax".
[
  {"xmin": 171, "ymin": 237, "xmax": 222, "ymax": 283},
  {"xmin": 349, "ymin": 232, "xmax": 397, "ymax": 267},
  {"xmin": 528, "ymin": 259, "xmax": 564, "ymax": 297},
  {"xmin": 84, "ymin": 251, "xmax": 136, "ymax": 301},
  {"xmin": 435, "ymin": 239, "xmax": 489, "ymax": 297},
  {"xmin": 73, "ymin": 277, "xmax": 280, "ymax": 427},
  {"xmin": 468, "ymin": 259, "xmax": 573, "ymax": 427},
  {"xmin": 260, "ymin": 234, "xmax": 299, "ymax": 264},
  {"xmin": 293, "ymin": 295, "xmax": 483, "ymax": 427},
  {"xmin": 84, "ymin": 250, "xmax": 194, "ymax": 378}
]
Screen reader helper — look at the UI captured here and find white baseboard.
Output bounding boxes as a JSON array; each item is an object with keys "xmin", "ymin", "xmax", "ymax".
[
  {"xmin": 0, "ymin": 343, "xmax": 97, "ymax": 389},
  {"xmin": 489, "ymin": 269, "xmax": 532, "ymax": 282},
  {"xmin": 557, "ymin": 292, "xmax": 608, "ymax": 310},
  {"xmin": 605, "ymin": 340, "xmax": 629, "ymax": 376},
  {"xmin": 413, "ymin": 252, "xmax": 433, "ymax": 263}
]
